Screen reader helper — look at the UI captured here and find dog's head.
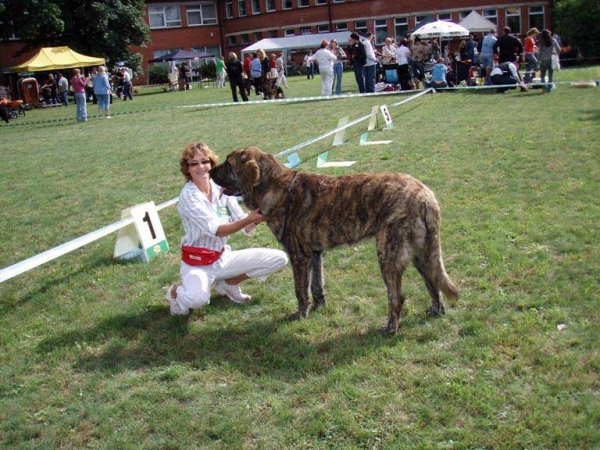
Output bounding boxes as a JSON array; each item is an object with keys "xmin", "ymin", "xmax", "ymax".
[{"xmin": 210, "ymin": 147, "xmax": 284, "ymax": 200}]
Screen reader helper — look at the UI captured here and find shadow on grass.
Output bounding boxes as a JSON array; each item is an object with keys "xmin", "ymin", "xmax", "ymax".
[{"xmin": 36, "ymin": 304, "xmax": 402, "ymax": 380}]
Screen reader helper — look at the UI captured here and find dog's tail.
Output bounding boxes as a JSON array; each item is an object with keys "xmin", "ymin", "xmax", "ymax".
[{"xmin": 423, "ymin": 201, "xmax": 459, "ymax": 300}]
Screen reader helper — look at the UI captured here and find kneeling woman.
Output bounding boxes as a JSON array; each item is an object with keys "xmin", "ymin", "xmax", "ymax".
[{"xmin": 166, "ymin": 142, "xmax": 288, "ymax": 315}]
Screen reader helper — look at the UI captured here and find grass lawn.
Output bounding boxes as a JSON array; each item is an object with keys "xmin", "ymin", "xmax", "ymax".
[{"xmin": 0, "ymin": 66, "xmax": 599, "ymax": 449}]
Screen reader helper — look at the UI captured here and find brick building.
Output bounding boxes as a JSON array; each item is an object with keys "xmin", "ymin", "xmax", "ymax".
[
  {"xmin": 1, "ymin": 0, "xmax": 552, "ymax": 81},
  {"xmin": 137, "ymin": 0, "xmax": 551, "ymax": 65}
]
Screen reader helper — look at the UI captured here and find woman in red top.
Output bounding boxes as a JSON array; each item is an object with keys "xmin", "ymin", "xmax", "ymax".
[{"xmin": 523, "ymin": 28, "xmax": 539, "ymax": 83}]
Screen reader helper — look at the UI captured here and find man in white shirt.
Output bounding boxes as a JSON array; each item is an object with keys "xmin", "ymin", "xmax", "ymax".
[
  {"xmin": 121, "ymin": 67, "xmax": 133, "ymax": 100},
  {"xmin": 309, "ymin": 40, "xmax": 338, "ymax": 96}
]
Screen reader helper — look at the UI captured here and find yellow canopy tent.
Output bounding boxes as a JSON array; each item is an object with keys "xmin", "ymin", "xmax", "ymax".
[{"xmin": 9, "ymin": 46, "xmax": 105, "ymax": 72}]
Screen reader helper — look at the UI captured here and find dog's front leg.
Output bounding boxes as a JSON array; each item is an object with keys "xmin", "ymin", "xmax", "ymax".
[
  {"xmin": 287, "ymin": 253, "xmax": 312, "ymax": 321},
  {"xmin": 310, "ymin": 251, "xmax": 326, "ymax": 310}
]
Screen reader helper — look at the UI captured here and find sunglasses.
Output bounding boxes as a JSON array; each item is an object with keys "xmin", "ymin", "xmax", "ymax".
[{"xmin": 188, "ymin": 159, "xmax": 211, "ymax": 167}]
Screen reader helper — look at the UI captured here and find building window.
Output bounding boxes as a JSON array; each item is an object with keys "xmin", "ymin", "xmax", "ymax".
[
  {"xmin": 251, "ymin": 0, "xmax": 260, "ymax": 14},
  {"xmin": 254, "ymin": 31, "xmax": 263, "ymax": 41},
  {"xmin": 336, "ymin": 22, "xmax": 348, "ymax": 31},
  {"xmin": 282, "ymin": 0, "xmax": 293, "ymax": 10},
  {"xmin": 316, "ymin": 0, "xmax": 327, "ymax": 4},
  {"xmin": 153, "ymin": 48, "xmax": 182, "ymax": 59},
  {"xmin": 266, "ymin": 0, "xmax": 276, "ymax": 11},
  {"xmin": 268, "ymin": 29, "xmax": 278, "ymax": 38},
  {"xmin": 148, "ymin": 5, "xmax": 182, "ymax": 29},
  {"xmin": 394, "ymin": 17, "xmax": 407, "ymax": 39},
  {"xmin": 506, "ymin": 7, "xmax": 521, "ymax": 34},
  {"xmin": 228, "ymin": 35, "xmax": 237, "ymax": 45},
  {"xmin": 438, "ymin": 13, "xmax": 451, "ymax": 21},
  {"xmin": 332, "ymin": 0, "xmax": 344, "ymax": 2},
  {"xmin": 374, "ymin": 19, "xmax": 387, "ymax": 45},
  {"xmin": 238, "ymin": 0, "xmax": 247, "ymax": 16},
  {"xmin": 240, "ymin": 33, "xmax": 250, "ymax": 44},
  {"xmin": 300, "ymin": 26, "xmax": 311, "ymax": 34},
  {"xmin": 415, "ymin": 15, "xmax": 428, "ymax": 26},
  {"xmin": 354, "ymin": 20, "xmax": 367, "ymax": 34},
  {"xmin": 459, "ymin": 10, "xmax": 471, "ymax": 20},
  {"xmin": 284, "ymin": 28, "xmax": 295, "ymax": 36},
  {"xmin": 186, "ymin": 3, "xmax": 218, "ymax": 26},
  {"xmin": 483, "ymin": 9, "xmax": 497, "ymax": 25},
  {"xmin": 529, "ymin": 6, "xmax": 545, "ymax": 31},
  {"xmin": 317, "ymin": 24, "xmax": 330, "ymax": 33},
  {"xmin": 226, "ymin": 1, "xmax": 233, "ymax": 18},
  {"xmin": 298, "ymin": 0, "xmax": 309, "ymax": 7}
]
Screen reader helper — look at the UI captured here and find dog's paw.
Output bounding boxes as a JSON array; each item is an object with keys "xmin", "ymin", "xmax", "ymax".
[
  {"xmin": 286, "ymin": 311, "xmax": 303, "ymax": 322},
  {"xmin": 378, "ymin": 325, "xmax": 398, "ymax": 336},
  {"xmin": 427, "ymin": 304, "xmax": 446, "ymax": 317}
]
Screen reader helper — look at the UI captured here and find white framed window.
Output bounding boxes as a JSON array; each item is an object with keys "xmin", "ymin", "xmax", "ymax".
[
  {"xmin": 282, "ymin": 0, "xmax": 293, "ymax": 10},
  {"xmin": 227, "ymin": 35, "xmax": 237, "ymax": 45},
  {"xmin": 284, "ymin": 28, "xmax": 295, "ymax": 36},
  {"xmin": 149, "ymin": 5, "xmax": 182, "ymax": 29},
  {"xmin": 316, "ymin": 0, "xmax": 327, "ymax": 4},
  {"xmin": 483, "ymin": 9, "xmax": 497, "ymax": 25},
  {"xmin": 374, "ymin": 19, "xmax": 387, "ymax": 45},
  {"xmin": 186, "ymin": 3, "xmax": 217, "ymax": 26},
  {"xmin": 354, "ymin": 20, "xmax": 367, "ymax": 34},
  {"xmin": 254, "ymin": 31, "xmax": 263, "ymax": 41},
  {"xmin": 394, "ymin": 17, "xmax": 407, "ymax": 39},
  {"xmin": 317, "ymin": 24, "xmax": 330, "ymax": 33},
  {"xmin": 300, "ymin": 26, "xmax": 311, "ymax": 34},
  {"xmin": 226, "ymin": 1, "xmax": 233, "ymax": 18},
  {"xmin": 251, "ymin": 0, "xmax": 260, "ymax": 14},
  {"xmin": 332, "ymin": 0, "xmax": 344, "ymax": 2},
  {"xmin": 459, "ymin": 10, "xmax": 471, "ymax": 20},
  {"xmin": 438, "ymin": 13, "xmax": 451, "ymax": 21},
  {"xmin": 266, "ymin": 0, "xmax": 276, "ymax": 11},
  {"xmin": 298, "ymin": 0, "xmax": 309, "ymax": 7},
  {"xmin": 506, "ymin": 7, "xmax": 521, "ymax": 34},
  {"xmin": 240, "ymin": 33, "xmax": 250, "ymax": 44},
  {"xmin": 529, "ymin": 6, "xmax": 545, "ymax": 31},
  {"xmin": 415, "ymin": 15, "xmax": 428, "ymax": 26},
  {"xmin": 238, "ymin": 0, "xmax": 247, "ymax": 17},
  {"xmin": 268, "ymin": 29, "xmax": 278, "ymax": 38},
  {"xmin": 336, "ymin": 22, "xmax": 348, "ymax": 31}
]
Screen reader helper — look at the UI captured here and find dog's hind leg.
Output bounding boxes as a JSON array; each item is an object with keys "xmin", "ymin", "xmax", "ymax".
[
  {"xmin": 287, "ymin": 253, "xmax": 312, "ymax": 321},
  {"xmin": 413, "ymin": 255, "xmax": 445, "ymax": 317},
  {"xmin": 376, "ymin": 232, "xmax": 410, "ymax": 335},
  {"xmin": 310, "ymin": 251, "xmax": 326, "ymax": 310}
]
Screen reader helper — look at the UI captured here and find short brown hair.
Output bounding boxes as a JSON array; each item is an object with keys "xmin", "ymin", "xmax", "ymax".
[{"xmin": 179, "ymin": 142, "xmax": 219, "ymax": 181}]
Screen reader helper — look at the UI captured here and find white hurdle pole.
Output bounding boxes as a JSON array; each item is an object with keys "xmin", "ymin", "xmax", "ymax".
[{"xmin": 0, "ymin": 198, "xmax": 178, "ymax": 283}]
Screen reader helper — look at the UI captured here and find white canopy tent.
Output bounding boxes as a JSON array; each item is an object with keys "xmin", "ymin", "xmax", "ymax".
[
  {"xmin": 241, "ymin": 32, "xmax": 352, "ymax": 55},
  {"xmin": 411, "ymin": 21, "xmax": 470, "ymax": 39},
  {"xmin": 459, "ymin": 11, "xmax": 497, "ymax": 33}
]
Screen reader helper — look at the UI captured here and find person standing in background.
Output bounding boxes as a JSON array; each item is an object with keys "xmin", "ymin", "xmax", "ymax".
[
  {"xmin": 70, "ymin": 68, "xmax": 87, "ymax": 122},
  {"xmin": 537, "ymin": 29, "xmax": 561, "ymax": 93},
  {"xmin": 93, "ymin": 65, "xmax": 112, "ymax": 118},
  {"xmin": 216, "ymin": 56, "xmax": 226, "ymax": 88},
  {"xmin": 523, "ymin": 28, "xmax": 539, "ymax": 84},
  {"xmin": 308, "ymin": 39, "xmax": 338, "ymax": 96},
  {"xmin": 329, "ymin": 39, "xmax": 346, "ymax": 95}
]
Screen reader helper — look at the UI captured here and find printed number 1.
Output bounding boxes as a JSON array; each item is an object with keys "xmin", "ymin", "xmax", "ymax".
[{"xmin": 142, "ymin": 211, "xmax": 157, "ymax": 240}]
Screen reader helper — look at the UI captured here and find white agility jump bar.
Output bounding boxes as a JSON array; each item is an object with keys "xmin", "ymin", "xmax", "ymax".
[
  {"xmin": 0, "ymin": 199, "xmax": 178, "ymax": 283},
  {"xmin": 1, "ymin": 90, "xmax": 432, "ymax": 284}
]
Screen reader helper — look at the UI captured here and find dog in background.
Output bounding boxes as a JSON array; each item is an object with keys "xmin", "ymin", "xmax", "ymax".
[
  {"xmin": 0, "ymin": 107, "xmax": 9, "ymax": 124},
  {"xmin": 210, "ymin": 147, "xmax": 459, "ymax": 335}
]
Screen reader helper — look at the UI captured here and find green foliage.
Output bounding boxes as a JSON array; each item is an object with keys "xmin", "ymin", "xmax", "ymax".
[
  {"xmin": 554, "ymin": 0, "xmax": 600, "ymax": 58},
  {"xmin": 0, "ymin": 69, "xmax": 599, "ymax": 448},
  {"xmin": 148, "ymin": 63, "xmax": 168, "ymax": 84},
  {"xmin": 0, "ymin": 0, "xmax": 150, "ymax": 64}
]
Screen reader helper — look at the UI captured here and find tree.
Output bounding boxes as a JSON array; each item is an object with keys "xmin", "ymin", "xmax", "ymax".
[
  {"xmin": 554, "ymin": 0, "xmax": 600, "ymax": 60},
  {"xmin": 0, "ymin": 0, "xmax": 150, "ymax": 71}
]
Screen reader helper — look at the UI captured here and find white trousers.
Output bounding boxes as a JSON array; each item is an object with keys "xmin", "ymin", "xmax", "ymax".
[
  {"xmin": 319, "ymin": 68, "xmax": 334, "ymax": 96},
  {"xmin": 175, "ymin": 246, "xmax": 288, "ymax": 312}
]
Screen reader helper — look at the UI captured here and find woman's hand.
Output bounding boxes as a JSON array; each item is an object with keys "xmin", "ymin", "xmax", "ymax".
[{"xmin": 247, "ymin": 208, "xmax": 266, "ymax": 224}]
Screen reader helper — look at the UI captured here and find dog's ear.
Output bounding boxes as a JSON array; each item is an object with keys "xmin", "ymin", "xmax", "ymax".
[{"xmin": 238, "ymin": 159, "xmax": 260, "ymax": 192}]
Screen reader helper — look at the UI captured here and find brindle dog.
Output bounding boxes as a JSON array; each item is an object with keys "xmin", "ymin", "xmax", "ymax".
[{"xmin": 210, "ymin": 147, "xmax": 459, "ymax": 334}]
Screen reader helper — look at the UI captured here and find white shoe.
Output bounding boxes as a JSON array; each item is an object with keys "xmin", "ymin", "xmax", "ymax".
[
  {"xmin": 165, "ymin": 284, "xmax": 188, "ymax": 316},
  {"xmin": 215, "ymin": 280, "xmax": 251, "ymax": 304}
]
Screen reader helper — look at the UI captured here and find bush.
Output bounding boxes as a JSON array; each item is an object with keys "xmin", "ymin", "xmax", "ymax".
[{"xmin": 149, "ymin": 64, "xmax": 168, "ymax": 84}]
